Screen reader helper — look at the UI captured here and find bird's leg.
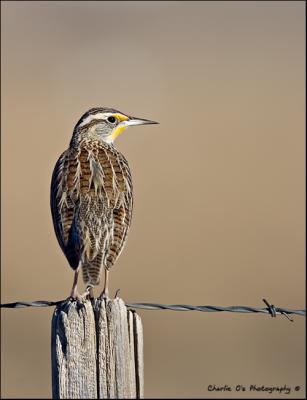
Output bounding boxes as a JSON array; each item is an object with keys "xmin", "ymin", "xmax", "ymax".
[
  {"xmin": 99, "ymin": 269, "xmax": 109, "ymax": 299},
  {"xmin": 70, "ymin": 267, "xmax": 82, "ymax": 300}
]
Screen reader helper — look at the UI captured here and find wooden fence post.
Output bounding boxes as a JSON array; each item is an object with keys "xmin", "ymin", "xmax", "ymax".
[{"xmin": 51, "ymin": 298, "xmax": 144, "ymax": 399}]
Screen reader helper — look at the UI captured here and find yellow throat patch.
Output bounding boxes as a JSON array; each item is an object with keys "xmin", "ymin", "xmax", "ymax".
[{"xmin": 110, "ymin": 114, "xmax": 129, "ymax": 141}]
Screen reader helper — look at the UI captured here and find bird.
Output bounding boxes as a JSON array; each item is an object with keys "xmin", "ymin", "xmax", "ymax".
[{"xmin": 50, "ymin": 107, "xmax": 158, "ymax": 300}]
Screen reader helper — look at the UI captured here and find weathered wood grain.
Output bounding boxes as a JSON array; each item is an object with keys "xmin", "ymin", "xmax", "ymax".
[
  {"xmin": 51, "ymin": 298, "xmax": 144, "ymax": 399},
  {"xmin": 133, "ymin": 311, "xmax": 144, "ymax": 397},
  {"xmin": 51, "ymin": 300, "xmax": 97, "ymax": 399},
  {"xmin": 95, "ymin": 298, "xmax": 144, "ymax": 398}
]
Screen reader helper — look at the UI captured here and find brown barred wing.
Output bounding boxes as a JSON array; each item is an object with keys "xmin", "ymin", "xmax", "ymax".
[{"xmin": 50, "ymin": 150, "xmax": 81, "ymax": 270}]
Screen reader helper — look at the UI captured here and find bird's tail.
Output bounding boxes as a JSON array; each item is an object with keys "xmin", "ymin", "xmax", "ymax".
[{"xmin": 82, "ymin": 252, "xmax": 103, "ymax": 286}]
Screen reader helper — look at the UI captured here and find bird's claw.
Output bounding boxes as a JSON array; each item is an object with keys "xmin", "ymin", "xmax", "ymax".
[
  {"xmin": 98, "ymin": 289, "xmax": 109, "ymax": 300},
  {"xmin": 69, "ymin": 287, "xmax": 90, "ymax": 302}
]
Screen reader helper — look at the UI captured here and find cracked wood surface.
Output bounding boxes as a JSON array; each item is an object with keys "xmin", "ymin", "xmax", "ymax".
[{"xmin": 51, "ymin": 298, "xmax": 143, "ymax": 399}]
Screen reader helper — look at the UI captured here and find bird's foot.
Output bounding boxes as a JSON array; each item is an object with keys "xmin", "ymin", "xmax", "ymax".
[
  {"xmin": 114, "ymin": 288, "xmax": 121, "ymax": 298},
  {"xmin": 68, "ymin": 293, "xmax": 84, "ymax": 302},
  {"xmin": 98, "ymin": 288, "xmax": 109, "ymax": 300},
  {"xmin": 69, "ymin": 287, "xmax": 90, "ymax": 302}
]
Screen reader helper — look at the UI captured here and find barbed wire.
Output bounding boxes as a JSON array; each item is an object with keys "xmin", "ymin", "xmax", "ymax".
[{"xmin": 0, "ymin": 298, "xmax": 305, "ymax": 322}]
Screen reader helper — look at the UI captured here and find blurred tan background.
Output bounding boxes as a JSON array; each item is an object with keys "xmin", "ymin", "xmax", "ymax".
[{"xmin": 1, "ymin": 1, "xmax": 305, "ymax": 398}]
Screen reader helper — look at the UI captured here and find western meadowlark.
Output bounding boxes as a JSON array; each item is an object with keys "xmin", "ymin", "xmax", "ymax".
[{"xmin": 50, "ymin": 107, "xmax": 158, "ymax": 299}]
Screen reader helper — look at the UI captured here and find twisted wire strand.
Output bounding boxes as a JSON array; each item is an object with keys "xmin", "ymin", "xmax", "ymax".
[{"xmin": 0, "ymin": 299, "xmax": 305, "ymax": 320}]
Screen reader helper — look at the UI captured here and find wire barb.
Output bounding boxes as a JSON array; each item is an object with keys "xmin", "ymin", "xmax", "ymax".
[
  {"xmin": 262, "ymin": 298, "xmax": 294, "ymax": 322},
  {"xmin": 263, "ymin": 298, "xmax": 277, "ymax": 318},
  {"xmin": 0, "ymin": 299, "xmax": 305, "ymax": 321}
]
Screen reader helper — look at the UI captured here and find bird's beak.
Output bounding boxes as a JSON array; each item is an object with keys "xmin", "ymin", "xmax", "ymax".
[
  {"xmin": 110, "ymin": 116, "xmax": 159, "ymax": 142},
  {"xmin": 124, "ymin": 117, "xmax": 159, "ymax": 126}
]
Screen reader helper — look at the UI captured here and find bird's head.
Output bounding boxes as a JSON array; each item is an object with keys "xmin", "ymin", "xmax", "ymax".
[{"xmin": 72, "ymin": 107, "xmax": 158, "ymax": 145}]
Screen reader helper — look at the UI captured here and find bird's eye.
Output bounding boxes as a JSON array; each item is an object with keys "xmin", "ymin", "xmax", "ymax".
[{"xmin": 107, "ymin": 116, "xmax": 116, "ymax": 124}]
